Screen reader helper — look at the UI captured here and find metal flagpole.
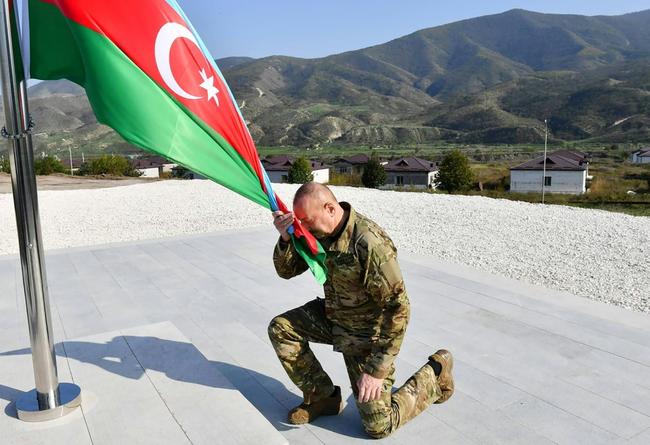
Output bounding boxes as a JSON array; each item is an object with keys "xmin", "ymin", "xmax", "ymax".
[
  {"xmin": 541, "ymin": 119, "xmax": 548, "ymax": 204},
  {"xmin": 0, "ymin": 0, "xmax": 81, "ymax": 421}
]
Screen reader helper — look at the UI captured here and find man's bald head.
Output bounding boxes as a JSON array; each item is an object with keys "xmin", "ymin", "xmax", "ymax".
[
  {"xmin": 292, "ymin": 182, "xmax": 344, "ymax": 239},
  {"xmin": 293, "ymin": 182, "xmax": 337, "ymax": 207}
]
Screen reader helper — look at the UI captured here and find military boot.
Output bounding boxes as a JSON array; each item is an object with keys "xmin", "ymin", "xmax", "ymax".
[
  {"xmin": 288, "ymin": 386, "xmax": 344, "ymax": 425},
  {"xmin": 429, "ymin": 349, "xmax": 454, "ymax": 404}
]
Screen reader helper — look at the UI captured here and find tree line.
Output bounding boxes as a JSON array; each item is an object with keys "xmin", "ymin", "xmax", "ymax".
[{"xmin": 0, "ymin": 154, "xmax": 141, "ymax": 177}]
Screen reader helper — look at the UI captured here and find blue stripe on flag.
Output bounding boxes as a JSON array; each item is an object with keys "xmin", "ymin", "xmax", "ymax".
[{"xmin": 164, "ymin": 0, "xmax": 250, "ymax": 127}]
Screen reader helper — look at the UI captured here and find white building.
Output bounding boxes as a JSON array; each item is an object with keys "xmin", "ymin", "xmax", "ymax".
[
  {"xmin": 631, "ymin": 148, "xmax": 650, "ymax": 164},
  {"xmin": 382, "ymin": 157, "xmax": 438, "ymax": 189},
  {"xmin": 262, "ymin": 156, "xmax": 330, "ymax": 184},
  {"xmin": 137, "ymin": 167, "xmax": 160, "ymax": 178},
  {"xmin": 133, "ymin": 156, "xmax": 177, "ymax": 178},
  {"xmin": 510, "ymin": 150, "xmax": 589, "ymax": 195}
]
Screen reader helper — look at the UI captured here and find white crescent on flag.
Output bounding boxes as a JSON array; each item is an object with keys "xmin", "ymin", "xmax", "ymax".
[{"xmin": 154, "ymin": 22, "xmax": 202, "ymax": 100}]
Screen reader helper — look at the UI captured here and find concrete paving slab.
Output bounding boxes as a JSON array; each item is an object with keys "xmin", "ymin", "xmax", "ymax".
[
  {"xmin": 0, "ymin": 321, "xmax": 287, "ymax": 445},
  {"xmin": 626, "ymin": 428, "xmax": 650, "ymax": 445},
  {"xmin": 119, "ymin": 322, "xmax": 288, "ymax": 445},
  {"xmin": 64, "ymin": 329, "xmax": 192, "ymax": 445},
  {"xmin": 1, "ymin": 227, "xmax": 649, "ymax": 444},
  {"xmin": 499, "ymin": 396, "xmax": 620, "ymax": 445},
  {"xmin": 0, "ymin": 340, "xmax": 91, "ymax": 445}
]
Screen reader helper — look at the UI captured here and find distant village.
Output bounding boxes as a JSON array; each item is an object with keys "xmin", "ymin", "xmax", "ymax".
[{"xmin": 47, "ymin": 146, "xmax": 650, "ymax": 196}]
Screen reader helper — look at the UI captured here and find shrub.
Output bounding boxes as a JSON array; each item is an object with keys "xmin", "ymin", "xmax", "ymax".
[
  {"xmin": 329, "ymin": 171, "xmax": 363, "ymax": 186},
  {"xmin": 435, "ymin": 149, "xmax": 474, "ymax": 192},
  {"xmin": 361, "ymin": 154, "xmax": 387, "ymax": 188},
  {"xmin": 287, "ymin": 156, "xmax": 313, "ymax": 184},
  {"xmin": 78, "ymin": 155, "xmax": 141, "ymax": 177},
  {"xmin": 34, "ymin": 156, "xmax": 67, "ymax": 175},
  {"xmin": 0, "ymin": 157, "xmax": 9, "ymax": 173},
  {"xmin": 624, "ymin": 168, "xmax": 650, "ymax": 191}
]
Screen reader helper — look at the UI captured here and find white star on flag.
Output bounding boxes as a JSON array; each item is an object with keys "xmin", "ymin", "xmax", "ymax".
[{"xmin": 199, "ymin": 68, "xmax": 220, "ymax": 106}]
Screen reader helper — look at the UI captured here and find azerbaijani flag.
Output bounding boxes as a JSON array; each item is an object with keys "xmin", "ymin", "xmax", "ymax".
[{"xmin": 14, "ymin": 0, "xmax": 327, "ymax": 283}]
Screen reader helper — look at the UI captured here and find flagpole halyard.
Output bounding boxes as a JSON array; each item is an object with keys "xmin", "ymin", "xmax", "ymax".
[{"xmin": 0, "ymin": 0, "xmax": 81, "ymax": 421}]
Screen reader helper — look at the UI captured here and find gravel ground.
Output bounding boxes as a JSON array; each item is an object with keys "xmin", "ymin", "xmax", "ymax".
[{"xmin": 1, "ymin": 180, "xmax": 648, "ymax": 313}]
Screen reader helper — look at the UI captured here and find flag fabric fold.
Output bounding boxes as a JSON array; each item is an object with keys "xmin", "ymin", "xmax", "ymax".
[{"xmin": 17, "ymin": 0, "xmax": 327, "ymax": 283}]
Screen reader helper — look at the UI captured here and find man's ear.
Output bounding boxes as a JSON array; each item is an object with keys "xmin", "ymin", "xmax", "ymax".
[{"xmin": 324, "ymin": 201, "xmax": 336, "ymax": 216}]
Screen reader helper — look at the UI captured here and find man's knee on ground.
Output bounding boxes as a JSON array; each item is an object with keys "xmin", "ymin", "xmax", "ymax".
[
  {"xmin": 359, "ymin": 408, "xmax": 393, "ymax": 439},
  {"xmin": 363, "ymin": 422, "xmax": 392, "ymax": 440},
  {"xmin": 267, "ymin": 315, "xmax": 291, "ymax": 342}
]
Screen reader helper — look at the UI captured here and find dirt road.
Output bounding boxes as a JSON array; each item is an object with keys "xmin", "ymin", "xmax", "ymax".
[{"xmin": 0, "ymin": 173, "xmax": 161, "ymax": 193}]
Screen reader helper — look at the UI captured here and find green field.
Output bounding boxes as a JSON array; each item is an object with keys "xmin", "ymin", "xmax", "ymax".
[{"xmin": 257, "ymin": 142, "xmax": 639, "ymax": 162}]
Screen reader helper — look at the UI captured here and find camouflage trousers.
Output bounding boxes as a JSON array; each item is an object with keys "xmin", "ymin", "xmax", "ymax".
[{"xmin": 268, "ymin": 298, "xmax": 442, "ymax": 439}]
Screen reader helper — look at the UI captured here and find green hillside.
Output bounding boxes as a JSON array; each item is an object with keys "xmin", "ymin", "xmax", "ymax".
[{"xmin": 10, "ymin": 8, "xmax": 650, "ymax": 152}]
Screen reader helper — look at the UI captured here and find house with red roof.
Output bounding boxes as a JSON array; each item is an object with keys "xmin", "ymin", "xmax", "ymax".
[
  {"xmin": 510, "ymin": 151, "xmax": 589, "ymax": 194},
  {"xmin": 382, "ymin": 157, "xmax": 438, "ymax": 189},
  {"xmin": 332, "ymin": 154, "xmax": 387, "ymax": 174}
]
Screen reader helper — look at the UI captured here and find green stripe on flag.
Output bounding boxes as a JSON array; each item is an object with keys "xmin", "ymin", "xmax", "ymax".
[
  {"xmin": 29, "ymin": 0, "xmax": 84, "ymax": 84},
  {"xmin": 292, "ymin": 236, "xmax": 327, "ymax": 285},
  {"xmin": 29, "ymin": 1, "xmax": 269, "ymax": 208}
]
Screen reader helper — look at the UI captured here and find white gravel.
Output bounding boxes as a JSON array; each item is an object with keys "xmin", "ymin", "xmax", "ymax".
[{"xmin": 1, "ymin": 180, "xmax": 648, "ymax": 313}]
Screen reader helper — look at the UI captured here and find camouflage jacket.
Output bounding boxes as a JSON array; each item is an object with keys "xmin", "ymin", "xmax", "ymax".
[{"xmin": 273, "ymin": 202, "xmax": 410, "ymax": 379}]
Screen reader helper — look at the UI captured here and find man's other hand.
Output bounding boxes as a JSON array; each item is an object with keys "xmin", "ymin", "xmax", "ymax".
[
  {"xmin": 272, "ymin": 211, "xmax": 294, "ymax": 242},
  {"xmin": 356, "ymin": 372, "xmax": 383, "ymax": 403}
]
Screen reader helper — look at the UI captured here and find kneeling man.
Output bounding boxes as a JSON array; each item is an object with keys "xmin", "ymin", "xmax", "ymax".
[{"xmin": 269, "ymin": 182, "xmax": 453, "ymax": 439}]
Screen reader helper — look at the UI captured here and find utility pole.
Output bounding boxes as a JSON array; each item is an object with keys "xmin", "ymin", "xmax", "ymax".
[
  {"xmin": 68, "ymin": 146, "xmax": 73, "ymax": 175},
  {"xmin": 541, "ymin": 119, "xmax": 548, "ymax": 204}
]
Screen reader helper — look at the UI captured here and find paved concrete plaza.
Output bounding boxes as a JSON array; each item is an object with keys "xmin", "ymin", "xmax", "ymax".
[{"xmin": 1, "ymin": 227, "xmax": 649, "ymax": 444}]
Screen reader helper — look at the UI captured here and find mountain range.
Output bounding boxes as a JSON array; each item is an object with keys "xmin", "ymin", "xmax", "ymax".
[{"xmin": 9, "ymin": 8, "xmax": 650, "ymax": 153}]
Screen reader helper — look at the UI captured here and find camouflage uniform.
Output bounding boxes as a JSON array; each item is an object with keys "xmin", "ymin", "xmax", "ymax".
[{"xmin": 268, "ymin": 202, "xmax": 442, "ymax": 438}]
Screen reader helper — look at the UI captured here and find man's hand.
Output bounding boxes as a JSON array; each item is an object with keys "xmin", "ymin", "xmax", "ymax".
[
  {"xmin": 356, "ymin": 372, "xmax": 383, "ymax": 403},
  {"xmin": 272, "ymin": 211, "xmax": 294, "ymax": 242}
]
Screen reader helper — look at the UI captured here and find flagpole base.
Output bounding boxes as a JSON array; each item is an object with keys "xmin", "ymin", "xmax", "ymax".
[{"xmin": 16, "ymin": 383, "xmax": 82, "ymax": 422}]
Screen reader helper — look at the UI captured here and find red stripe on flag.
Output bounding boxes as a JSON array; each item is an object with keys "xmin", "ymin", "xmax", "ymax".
[
  {"xmin": 39, "ymin": 0, "xmax": 322, "ymax": 258},
  {"xmin": 40, "ymin": 0, "xmax": 267, "ymax": 193}
]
